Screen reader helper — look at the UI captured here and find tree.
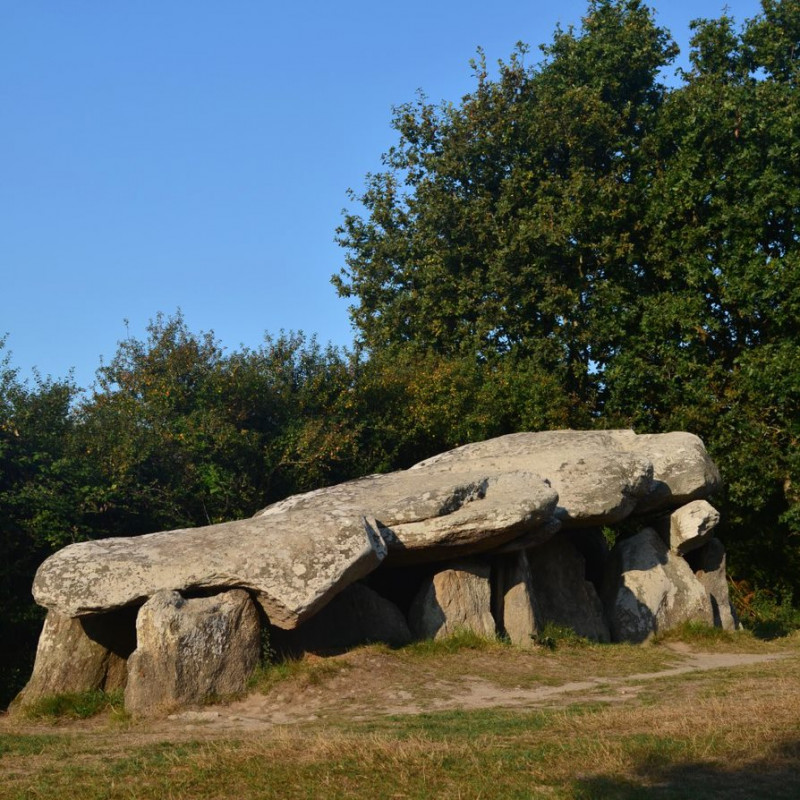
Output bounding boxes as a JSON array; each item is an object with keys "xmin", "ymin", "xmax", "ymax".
[
  {"xmin": 75, "ymin": 313, "xmax": 364, "ymax": 534},
  {"xmin": 335, "ymin": 0, "xmax": 677, "ymax": 403},
  {"xmin": 603, "ymin": 2, "xmax": 800, "ymax": 586},
  {"xmin": 334, "ymin": 0, "xmax": 800, "ymax": 593},
  {"xmin": 0, "ymin": 341, "xmax": 88, "ymax": 706}
]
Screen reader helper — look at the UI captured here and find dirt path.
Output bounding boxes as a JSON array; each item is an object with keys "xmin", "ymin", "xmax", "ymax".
[
  {"xmin": 147, "ymin": 645, "xmax": 789, "ymax": 737},
  {"xmin": 2, "ymin": 642, "xmax": 790, "ymax": 746}
]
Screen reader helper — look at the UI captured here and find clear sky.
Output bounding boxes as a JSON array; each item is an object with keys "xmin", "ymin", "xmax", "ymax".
[{"xmin": 1, "ymin": 0, "xmax": 764, "ymax": 391}]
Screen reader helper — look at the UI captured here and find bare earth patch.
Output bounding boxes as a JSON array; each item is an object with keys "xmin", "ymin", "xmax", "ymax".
[
  {"xmin": 1, "ymin": 634, "xmax": 798, "ymax": 799},
  {"xmin": 4, "ymin": 636, "xmax": 790, "ymax": 740},
  {"xmin": 154, "ymin": 643, "xmax": 790, "ymax": 735}
]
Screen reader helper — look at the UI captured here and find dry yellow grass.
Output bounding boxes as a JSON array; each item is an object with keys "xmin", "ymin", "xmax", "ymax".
[{"xmin": 1, "ymin": 632, "xmax": 798, "ymax": 799}]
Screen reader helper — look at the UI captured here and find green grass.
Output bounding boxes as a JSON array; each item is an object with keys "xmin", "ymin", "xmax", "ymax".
[
  {"xmin": 20, "ymin": 689, "xmax": 125, "ymax": 721},
  {"xmin": 340, "ymin": 706, "xmax": 552, "ymax": 739},
  {"xmin": 652, "ymin": 620, "xmax": 739, "ymax": 645},
  {"xmin": 0, "ymin": 733, "xmax": 63, "ymax": 756},
  {"xmin": 400, "ymin": 628, "xmax": 508, "ymax": 657},
  {"xmin": 248, "ymin": 654, "xmax": 347, "ymax": 694},
  {"xmin": 530, "ymin": 622, "xmax": 592, "ymax": 650}
]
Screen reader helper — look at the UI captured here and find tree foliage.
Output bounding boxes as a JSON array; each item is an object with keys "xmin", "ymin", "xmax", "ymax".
[
  {"xmin": 1, "ymin": 342, "xmax": 84, "ymax": 704},
  {"xmin": 335, "ymin": 1, "xmax": 678, "ymax": 401},
  {"xmin": 72, "ymin": 313, "xmax": 370, "ymax": 534},
  {"xmin": 335, "ymin": 0, "xmax": 800, "ymax": 587}
]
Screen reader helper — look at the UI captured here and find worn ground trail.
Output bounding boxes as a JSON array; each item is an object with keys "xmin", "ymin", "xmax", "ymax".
[
  {"xmin": 2, "ymin": 644, "xmax": 790, "ymax": 745},
  {"xmin": 150, "ymin": 645, "xmax": 788, "ymax": 736}
]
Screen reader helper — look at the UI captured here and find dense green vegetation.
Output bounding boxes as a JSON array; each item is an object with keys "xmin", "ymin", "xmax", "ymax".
[
  {"xmin": 335, "ymin": 1, "xmax": 800, "ymax": 616},
  {"xmin": 2, "ymin": 0, "xmax": 798, "ymax": 707}
]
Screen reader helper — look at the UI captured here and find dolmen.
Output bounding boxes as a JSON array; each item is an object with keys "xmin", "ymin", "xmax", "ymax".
[{"xmin": 14, "ymin": 430, "xmax": 736, "ymax": 716}]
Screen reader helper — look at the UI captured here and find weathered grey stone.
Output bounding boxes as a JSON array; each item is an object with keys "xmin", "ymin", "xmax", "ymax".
[
  {"xmin": 493, "ymin": 551, "xmax": 539, "ymax": 647},
  {"xmin": 11, "ymin": 609, "xmax": 133, "ymax": 709},
  {"xmin": 604, "ymin": 528, "xmax": 714, "ymax": 642},
  {"xmin": 412, "ymin": 429, "xmax": 721, "ymax": 524},
  {"xmin": 125, "ymin": 589, "xmax": 260, "ymax": 716},
  {"xmin": 412, "ymin": 430, "xmax": 653, "ymax": 527},
  {"xmin": 527, "ymin": 537, "xmax": 610, "ymax": 642},
  {"xmin": 409, "ymin": 561, "xmax": 495, "ymax": 640},
  {"xmin": 628, "ymin": 433, "xmax": 722, "ymax": 513},
  {"xmin": 694, "ymin": 538, "xmax": 739, "ymax": 631},
  {"xmin": 33, "ymin": 514, "xmax": 386, "ymax": 628},
  {"xmin": 660, "ymin": 500, "xmax": 720, "ymax": 556},
  {"xmin": 490, "ymin": 518, "xmax": 562, "ymax": 554},
  {"xmin": 259, "ymin": 469, "xmax": 558, "ymax": 564},
  {"xmin": 272, "ymin": 583, "xmax": 412, "ymax": 655}
]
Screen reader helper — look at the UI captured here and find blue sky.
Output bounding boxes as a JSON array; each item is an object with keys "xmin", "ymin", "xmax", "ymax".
[{"xmin": 1, "ymin": 0, "xmax": 764, "ymax": 391}]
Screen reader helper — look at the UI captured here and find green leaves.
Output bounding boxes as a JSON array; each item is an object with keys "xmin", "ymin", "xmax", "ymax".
[
  {"xmin": 73, "ymin": 314, "xmax": 367, "ymax": 532},
  {"xmin": 334, "ymin": 1, "xmax": 800, "ymax": 592},
  {"xmin": 335, "ymin": 1, "xmax": 679, "ymax": 418}
]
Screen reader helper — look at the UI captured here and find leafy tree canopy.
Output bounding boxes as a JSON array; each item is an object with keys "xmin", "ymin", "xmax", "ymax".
[{"xmin": 335, "ymin": 0, "xmax": 800, "ymax": 588}]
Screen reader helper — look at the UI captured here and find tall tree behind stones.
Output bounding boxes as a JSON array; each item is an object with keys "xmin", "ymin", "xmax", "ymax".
[
  {"xmin": 334, "ymin": 0, "xmax": 677, "ymax": 406},
  {"xmin": 335, "ymin": 1, "xmax": 800, "ymax": 592},
  {"xmin": 604, "ymin": 1, "xmax": 800, "ymax": 587}
]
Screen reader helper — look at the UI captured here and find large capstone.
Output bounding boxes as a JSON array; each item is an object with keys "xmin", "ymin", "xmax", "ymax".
[
  {"xmin": 411, "ymin": 430, "xmax": 720, "ymax": 526},
  {"xmin": 258, "ymin": 468, "xmax": 559, "ymax": 564},
  {"xmin": 34, "ymin": 514, "xmax": 386, "ymax": 628},
  {"xmin": 627, "ymin": 433, "xmax": 722, "ymax": 512}
]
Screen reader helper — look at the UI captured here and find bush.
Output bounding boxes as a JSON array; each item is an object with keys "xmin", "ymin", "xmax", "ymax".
[
  {"xmin": 530, "ymin": 623, "xmax": 590, "ymax": 651},
  {"xmin": 730, "ymin": 581, "xmax": 800, "ymax": 639}
]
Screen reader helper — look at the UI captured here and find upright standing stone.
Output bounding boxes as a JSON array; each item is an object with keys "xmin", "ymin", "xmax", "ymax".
[
  {"xmin": 693, "ymin": 538, "xmax": 739, "ymax": 631},
  {"xmin": 527, "ymin": 537, "xmax": 610, "ymax": 642},
  {"xmin": 604, "ymin": 528, "xmax": 714, "ymax": 642},
  {"xmin": 125, "ymin": 589, "xmax": 261, "ymax": 716},
  {"xmin": 409, "ymin": 561, "xmax": 496, "ymax": 640},
  {"xmin": 494, "ymin": 551, "xmax": 539, "ymax": 647},
  {"xmin": 11, "ymin": 609, "xmax": 133, "ymax": 709}
]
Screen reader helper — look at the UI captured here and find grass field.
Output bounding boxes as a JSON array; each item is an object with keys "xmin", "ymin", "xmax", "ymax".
[{"xmin": 1, "ymin": 629, "xmax": 798, "ymax": 799}]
